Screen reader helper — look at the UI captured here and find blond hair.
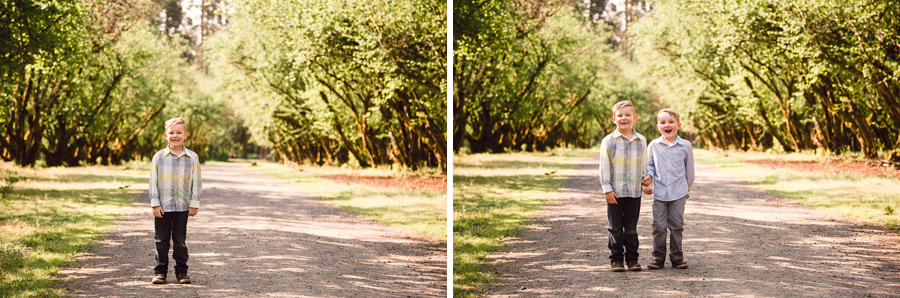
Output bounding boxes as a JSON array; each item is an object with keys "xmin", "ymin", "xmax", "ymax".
[
  {"xmin": 612, "ymin": 100, "xmax": 635, "ymax": 114},
  {"xmin": 165, "ymin": 117, "xmax": 187, "ymax": 131},
  {"xmin": 657, "ymin": 109, "xmax": 681, "ymax": 123}
]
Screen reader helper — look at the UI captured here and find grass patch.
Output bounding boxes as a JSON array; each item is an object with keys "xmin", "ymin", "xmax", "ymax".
[
  {"xmin": 248, "ymin": 162, "xmax": 447, "ymax": 239},
  {"xmin": 695, "ymin": 149, "xmax": 900, "ymax": 230},
  {"xmin": 453, "ymin": 148, "xmax": 596, "ymax": 297},
  {"xmin": 0, "ymin": 162, "xmax": 148, "ymax": 297}
]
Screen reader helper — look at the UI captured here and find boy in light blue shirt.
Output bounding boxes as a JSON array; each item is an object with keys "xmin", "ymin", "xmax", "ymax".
[{"xmin": 642, "ymin": 108, "xmax": 694, "ymax": 269}]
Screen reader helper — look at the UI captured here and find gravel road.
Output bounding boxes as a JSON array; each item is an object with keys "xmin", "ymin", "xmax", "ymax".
[
  {"xmin": 62, "ymin": 162, "xmax": 446, "ymax": 297},
  {"xmin": 487, "ymin": 158, "xmax": 900, "ymax": 297}
]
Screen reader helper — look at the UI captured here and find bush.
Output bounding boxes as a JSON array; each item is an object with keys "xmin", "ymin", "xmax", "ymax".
[
  {"xmin": 0, "ymin": 241, "xmax": 27, "ymax": 270},
  {"xmin": 0, "ymin": 169, "xmax": 23, "ymax": 198}
]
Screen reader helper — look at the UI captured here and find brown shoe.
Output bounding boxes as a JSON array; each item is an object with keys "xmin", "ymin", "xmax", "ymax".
[
  {"xmin": 151, "ymin": 274, "xmax": 166, "ymax": 284},
  {"xmin": 626, "ymin": 260, "xmax": 642, "ymax": 271},
  {"xmin": 671, "ymin": 259, "xmax": 688, "ymax": 269},
  {"xmin": 610, "ymin": 260, "xmax": 626, "ymax": 272},
  {"xmin": 176, "ymin": 273, "xmax": 192, "ymax": 284},
  {"xmin": 647, "ymin": 258, "xmax": 664, "ymax": 269}
]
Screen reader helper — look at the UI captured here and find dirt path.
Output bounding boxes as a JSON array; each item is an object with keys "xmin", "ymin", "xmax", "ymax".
[
  {"xmin": 61, "ymin": 162, "xmax": 446, "ymax": 297},
  {"xmin": 487, "ymin": 158, "xmax": 900, "ymax": 297}
]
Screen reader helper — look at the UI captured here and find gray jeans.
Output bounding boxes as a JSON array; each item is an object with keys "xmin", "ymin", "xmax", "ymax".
[{"xmin": 651, "ymin": 195, "xmax": 687, "ymax": 261}]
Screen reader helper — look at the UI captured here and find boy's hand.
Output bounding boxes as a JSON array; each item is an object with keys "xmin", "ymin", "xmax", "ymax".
[
  {"xmin": 188, "ymin": 208, "xmax": 198, "ymax": 217},
  {"xmin": 152, "ymin": 206, "xmax": 164, "ymax": 218},
  {"xmin": 641, "ymin": 175, "xmax": 652, "ymax": 186},
  {"xmin": 605, "ymin": 191, "xmax": 619, "ymax": 204},
  {"xmin": 643, "ymin": 185, "xmax": 653, "ymax": 195}
]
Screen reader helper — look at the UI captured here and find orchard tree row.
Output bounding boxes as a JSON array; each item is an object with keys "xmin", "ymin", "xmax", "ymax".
[
  {"xmin": 208, "ymin": 0, "xmax": 447, "ymax": 171},
  {"xmin": 454, "ymin": 0, "xmax": 659, "ymax": 154},
  {"xmin": 632, "ymin": 0, "xmax": 900, "ymax": 159},
  {"xmin": 2, "ymin": 0, "xmax": 446, "ymax": 171}
]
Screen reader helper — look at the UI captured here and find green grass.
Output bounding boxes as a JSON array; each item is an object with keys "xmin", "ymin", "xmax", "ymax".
[
  {"xmin": 0, "ymin": 162, "xmax": 148, "ymax": 297},
  {"xmin": 248, "ymin": 162, "xmax": 447, "ymax": 239},
  {"xmin": 453, "ymin": 148, "xmax": 596, "ymax": 297},
  {"xmin": 694, "ymin": 149, "xmax": 900, "ymax": 230}
]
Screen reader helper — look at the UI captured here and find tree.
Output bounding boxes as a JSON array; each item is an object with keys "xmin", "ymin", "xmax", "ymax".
[{"xmin": 208, "ymin": 0, "xmax": 447, "ymax": 171}]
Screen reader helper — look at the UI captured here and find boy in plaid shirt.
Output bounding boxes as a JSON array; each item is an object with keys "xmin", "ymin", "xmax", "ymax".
[
  {"xmin": 598, "ymin": 100, "xmax": 650, "ymax": 272},
  {"xmin": 149, "ymin": 117, "xmax": 201, "ymax": 284}
]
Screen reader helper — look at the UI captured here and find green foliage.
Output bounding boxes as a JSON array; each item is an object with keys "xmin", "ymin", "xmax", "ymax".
[
  {"xmin": 454, "ymin": 0, "xmax": 658, "ymax": 153},
  {"xmin": 0, "ymin": 241, "xmax": 26, "ymax": 270},
  {"xmin": 0, "ymin": 0, "xmax": 250, "ymax": 167},
  {"xmin": 208, "ymin": 0, "xmax": 447, "ymax": 171},
  {"xmin": 0, "ymin": 169, "xmax": 23, "ymax": 198},
  {"xmin": 631, "ymin": 0, "xmax": 900, "ymax": 157}
]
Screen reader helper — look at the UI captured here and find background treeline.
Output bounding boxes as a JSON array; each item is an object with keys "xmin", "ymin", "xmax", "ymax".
[
  {"xmin": 454, "ymin": 0, "xmax": 659, "ymax": 154},
  {"xmin": 208, "ymin": 0, "xmax": 447, "ymax": 171},
  {"xmin": 456, "ymin": 0, "xmax": 900, "ymax": 161},
  {"xmin": 631, "ymin": 0, "xmax": 900, "ymax": 159},
  {"xmin": 0, "ymin": 0, "xmax": 248, "ymax": 167},
  {"xmin": 2, "ymin": 0, "xmax": 447, "ymax": 171}
]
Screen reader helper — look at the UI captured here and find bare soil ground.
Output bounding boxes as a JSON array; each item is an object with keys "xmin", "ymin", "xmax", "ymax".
[
  {"xmin": 747, "ymin": 158, "xmax": 900, "ymax": 179},
  {"xmin": 486, "ymin": 158, "xmax": 900, "ymax": 297},
  {"xmin": 319, "ymin": 174, "xmax": 446, "ymax": 193},
  {"xmin": 60, "ymin": 162, "xmax": 446, "ymax": 297}
]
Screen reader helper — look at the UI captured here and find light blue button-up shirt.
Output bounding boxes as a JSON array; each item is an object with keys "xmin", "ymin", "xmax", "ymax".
[{"xmin": 646, "ymin": 136, "xmax": 694, "ymax": 202}]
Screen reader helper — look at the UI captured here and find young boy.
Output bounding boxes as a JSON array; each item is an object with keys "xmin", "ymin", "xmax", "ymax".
[
  {"xmin": 642, "ymin": 108, "xmax": 694, "ymax": 270},
  {"xmin": 598, "ymin": 100, "xmax": 649, "ymax": 272},
  {"xmin": 149, "ymin": 117, "xmax": 201, "ymax": 284}
]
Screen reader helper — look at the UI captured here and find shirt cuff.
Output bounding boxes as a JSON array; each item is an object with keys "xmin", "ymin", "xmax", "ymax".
[
  {"xmin": 601, "ymin": 184, "xmax": 614, "ymax": 194},
  {"xmin": 150, "ymin": 200, "xmax": 161, "ymax": 208},
  {"xmin": 189, "ymin": 200, "xmax": 200, "ymax": 208}
]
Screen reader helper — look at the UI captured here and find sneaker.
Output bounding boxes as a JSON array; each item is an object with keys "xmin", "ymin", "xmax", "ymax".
[
  {"xmin": 626, "ymin": 260, "xmax": 642, "ymax": 271},
  {"xmin": 610, "ymin": 260, "xmax": 626, "ymax": 272},
  {"xmin": 152, "ymin": 274, "xmax": 166, "ymax": 284},
  {"xmin": 176, "ymin": 273, "xmax": 192, "ymax": 284},
  {"xmin": 671, "ymin": 259, "xmax": 688, "ymax": 269},
  {"xmin": 647, "ymin": 259, "xmax": 664, "ymax": 270}
]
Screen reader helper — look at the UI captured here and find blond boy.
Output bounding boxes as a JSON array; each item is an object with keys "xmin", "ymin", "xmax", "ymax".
[
  {"xmin": 598, "ymin": 100, "xmax": 649, "ymax": 272},
  {"xmin": 149, "ymin": 117, "xmax": 201, "ymax": 284},
  {"xmin": 642, "ymin": 109, "xmax": 694, "ymax": 269}
]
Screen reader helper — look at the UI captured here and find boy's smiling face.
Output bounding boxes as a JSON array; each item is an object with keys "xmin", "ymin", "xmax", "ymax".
[
  {"xmin": 656, "ymin": 112, "xmax": 681, "ymax": 141},
  {"xmin": 611, "ymin": 106, "xmax": 637, "ymax": 133},
  {"xmin": 164, "ymin": 124, "xmax": 189, "ymax": 150}
]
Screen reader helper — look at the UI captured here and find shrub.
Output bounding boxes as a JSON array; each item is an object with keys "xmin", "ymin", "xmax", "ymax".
[
  {"xmin": 0, "ymin": 169, "xmax": 23, "ymax": 198},
  {"xmin": 0, "ymin": 241, "xmax": 27, "ymax": 269}
]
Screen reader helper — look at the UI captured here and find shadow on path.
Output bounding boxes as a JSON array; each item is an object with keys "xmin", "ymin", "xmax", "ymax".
[{"xmin": 62, "ymin": 162, "xmax": 446, "ymax": 297}]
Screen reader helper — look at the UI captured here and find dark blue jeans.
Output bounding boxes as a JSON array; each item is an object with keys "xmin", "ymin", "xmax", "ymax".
[
  {"xmin": 607, "ymin": 196, "xmax": 641, "ymax": 261},
  {"xmin": 154, "ymin": 211, "xmax": 189, "ymax": 275}
]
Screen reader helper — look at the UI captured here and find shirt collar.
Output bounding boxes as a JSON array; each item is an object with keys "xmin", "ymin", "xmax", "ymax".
[
  {"xmin": 163, "ymin": 146, "xmax": 193, "ymax": 158},
  {"xmin": 659, "ymin": 135, "xmax": 684, "ymax": 146},
  {"xmin": 612, "ymin": 128, "xmax": 644, "ymax": 142}
]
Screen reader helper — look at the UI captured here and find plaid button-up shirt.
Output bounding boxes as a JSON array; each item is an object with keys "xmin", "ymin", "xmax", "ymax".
[
  {"xmin": 149, "ymin": 146, "xmax": 201, "ymax": 212},
  {"xmin": 599, "ymin": 129, "xmax": 648, "ymax": 198}
]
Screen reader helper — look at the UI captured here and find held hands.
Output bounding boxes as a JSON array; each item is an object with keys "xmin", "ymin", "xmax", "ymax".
[
  {"xmin": 641, "ymin": 175, "xmax": 653, "ymax": 195},
  {"xmin": 605, "ymin": 191, "xmax": 619, "ymax": 204}
]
